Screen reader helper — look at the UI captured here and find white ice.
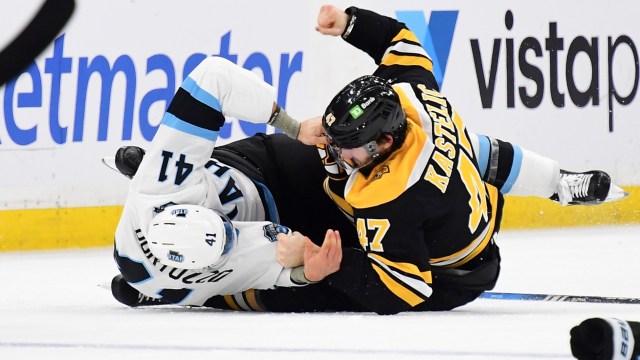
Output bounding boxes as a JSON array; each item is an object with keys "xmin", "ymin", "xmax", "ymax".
[{"xmin": 1, "ymin": 225, "xmax": 639, "ymax": 360}]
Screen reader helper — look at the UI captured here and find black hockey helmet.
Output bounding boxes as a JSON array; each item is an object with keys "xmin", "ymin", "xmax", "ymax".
[{"xmin": 322, "ymin": 75, "xmax": 406, "ymax": 149}]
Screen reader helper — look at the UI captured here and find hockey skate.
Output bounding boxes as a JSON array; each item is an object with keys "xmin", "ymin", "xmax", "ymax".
[
  {"xmin": 101, "ymin": 146, "xmax": 145, "ymax": 179},
  {"xmin": 111, "ymin": 274, "xmax": 166, "ymax": 307},
  {"xmin": 550, "ymin": 170, "xmax": 628, "ymax": 206}
]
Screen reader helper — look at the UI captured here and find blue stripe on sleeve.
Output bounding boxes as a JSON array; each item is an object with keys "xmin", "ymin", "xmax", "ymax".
[
  {"xmin": 161, "ymin": 113, "xmax": 219, "ymax": 141},
  {"xmin": 253, "ymin": 180, "xmax": 279, "ymax": 224},
  {"xmin": 501, "ymin": 145, "xmax": 523, "ymax": 194},
  {"xmin": 181, "ymin": 76, "xmax": 222, "ymax": 112},
  {"xmin": 477, "ymin": 135, "xmax": 490, "ymax": 178}
]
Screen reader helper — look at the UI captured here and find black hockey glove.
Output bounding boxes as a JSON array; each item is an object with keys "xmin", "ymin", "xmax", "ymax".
[
  {"xmin": 115, "ymin": 146, "xmax": 145, "ymax": 179},
  {"xmin": 570, "ymin": 317, "xmax": 640, "ymax": 360}
]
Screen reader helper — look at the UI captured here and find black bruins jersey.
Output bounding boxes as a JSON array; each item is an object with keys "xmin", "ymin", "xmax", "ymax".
[{"xmin": 321, "ymin": 7, "xmax": 504, "ymax": 314}]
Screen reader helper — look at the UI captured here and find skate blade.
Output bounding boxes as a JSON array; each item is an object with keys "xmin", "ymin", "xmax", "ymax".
[{"xmin": 97, "ymin": 281, "xmax": 111, "ymax": 290}]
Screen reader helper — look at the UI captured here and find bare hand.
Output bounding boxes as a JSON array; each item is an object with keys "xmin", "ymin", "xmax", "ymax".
[
  {"xmin": 276, "ymin": 231, "xmax": 306, "ymax": 268},
  {"xmin": 303, "ymin": 229, "xmax": 343, "ymax": 282},
  {"xmin": 298, "ymin": 116, "xmax": 328, "ymax": 145},
  {"xmin": 315, "ymin": 4, "xmax": 349, "ymax": 36}
]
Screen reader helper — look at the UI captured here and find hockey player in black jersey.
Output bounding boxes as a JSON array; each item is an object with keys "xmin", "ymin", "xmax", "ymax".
[
  {"xmin": 206, "ymin": 5, "xmax": 627, "ymax": 315},
  {"xmin": 110, "ymin": 5, "xmax": 626, "ymax": 312}
]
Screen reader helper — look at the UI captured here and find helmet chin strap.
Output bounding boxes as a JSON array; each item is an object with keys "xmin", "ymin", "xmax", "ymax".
[
  {"xmin": 354, "ymin": 140, "xmax": 381, "ymax": 169},
  {"xmin": 362, "ymin": 133, "xmax": 394, "ymax": 166},
  {"xmin": 359, "ymin": 147, "xmax": 392, "ymax": 176},
  {"xmin": 363, "ymin": 140, "xmax": 379, "ymax": 158},
  {"xmin": 359, "ymin": 135, "xmax": 396, "ymax": 176}
]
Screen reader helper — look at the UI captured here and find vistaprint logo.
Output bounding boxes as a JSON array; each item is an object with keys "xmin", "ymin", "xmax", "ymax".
[
  {"xmin": 399, "ymin": 9, "xmax": 639, "ymax": 132},
  {"xmin": 396, "ymin": 10, "xmax": 459, "ymax": 89},
  {"xmin": 468, "ymin": 10, "xmax": 639, "ymax": 132}
]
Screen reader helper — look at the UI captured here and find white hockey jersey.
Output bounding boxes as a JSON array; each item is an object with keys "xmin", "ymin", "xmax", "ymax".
[{"xmin": 113, "ymin": 57, "xmax": 299, "ymax": 306}]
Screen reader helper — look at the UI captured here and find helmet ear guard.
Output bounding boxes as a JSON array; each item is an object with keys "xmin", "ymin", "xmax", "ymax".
[
  {"xmin": 322, "ymin": 75, "xmax": 406, "ymax": 149},
  {"xmin": 147, "ymin": 204, "xmax": 236, "ymax": 272}
]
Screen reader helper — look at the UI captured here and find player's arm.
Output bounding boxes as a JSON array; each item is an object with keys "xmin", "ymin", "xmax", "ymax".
[
  {"xmin": 187, "ymin": 56, "xmax": 300, "ymax": 139},
  {"xmin": 277, "ymin": 229, "xmax": 343, "ymax": 284},
  {"xmin": 132, "ymin": 56, "xmax": 294, "ymax": 193},
  {"xmin": 317, "ymin": 5, "xmax": 438, "ymax": 88},
  {"xmin": 276, "ymin": 231, "xmax": 306, "ymax": 268},
  {"xmin": 316, "ymin": 5, "xmax": 401, "ymax": 62},
  {"xmin": 324, "ymin": 208, "xmax": 433, "ymax": 315}
]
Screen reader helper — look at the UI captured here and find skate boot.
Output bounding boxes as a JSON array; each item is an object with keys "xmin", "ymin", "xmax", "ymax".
[
  {"xmin": 550, "ymin": 170, "xmax": 628, "ymax": 206},
  {"xmin": 111, "ymin": 274, "xmax": 165, "ymax": 307},
  {"xmin": 101, "ymin": 146, "xmax": 145, "ymax": 179}
]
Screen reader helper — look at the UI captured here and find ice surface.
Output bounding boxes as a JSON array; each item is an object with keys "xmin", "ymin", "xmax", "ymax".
[{"xmin": 1, "ymin": 225, "xmax": 639, "ymax": 359}]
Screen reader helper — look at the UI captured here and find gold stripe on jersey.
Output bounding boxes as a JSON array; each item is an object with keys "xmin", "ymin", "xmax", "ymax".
[
  {"xmin": 393, "ymin": 83, "xmax": 440, "ymax": 173},
  {"xmin": 369, "ymin": 253, "xmax": 432, "ymax": 284},
  {"xmin": 231, "ymin": 293, "xmax": 253, "ymax": 311},
  {"xmin": 451, "ymin": 110, "xmax": 473, "ymax": 155},
  {"xmin": 223, "ymin": 295, "xmax": 241, "ymax": 311},
  {"xmin": 391, "ymin": 28, "xmax": 420, "ymax": 46},
  {"xmin": 380, "ymin": 29, "xmax": 434, "ymax": 72},
  {"xmin": 243, "ymin": 289, "xmax": 264, "ymax": 311},
  {"xmin": 345, "ymin": 124, "xmax": 429, "ymax": 208},
  {"xmin": 393, "ymin": 83, "xmax": 440, "ymax": 189},
  {"xmin": 371, "ymin": 263, "xmax": 426, "ymax": 307},
  {"xmin": 394, "ymin": 85, "xmax": 423, "ymax": 130},
  {"xmin": 323, "ymin": 177, "xmax": 354, "ymax": 219},
  {"xmin": 430, "ymin": 183, "xmax": 500, "ymax": 268},
  {"xmin": 369, "ymin": 254, "xmax": 433, "ymax": 301},
  {"xmin": 381, "ymin": 53, "xmax": 434, "ymax": 72},
  {"xmin": 383, "ymin": 41, "xmax": 430, "ymax": 60}
]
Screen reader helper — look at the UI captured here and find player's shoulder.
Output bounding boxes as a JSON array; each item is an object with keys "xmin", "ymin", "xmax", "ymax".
[{"xmin": 345, "ymin": 127, "xmax": 431, "ymax": 208}]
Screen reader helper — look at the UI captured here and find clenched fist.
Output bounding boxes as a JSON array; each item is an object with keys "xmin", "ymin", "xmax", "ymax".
[
  {"xmin": 276, "ymin": 231, "xmax": 306, "ymax": 268},
  {"xmin": 315, "ymin": 4, "xmax": 349, "ymax": 36}
]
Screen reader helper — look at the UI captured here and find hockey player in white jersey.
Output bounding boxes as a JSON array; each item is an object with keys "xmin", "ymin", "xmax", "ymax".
[
  {"xmin": 116, "ymin": 203, "xmax": 341, "ymax": 306},
  {"xmin": 112, "ymin": 56, "xmax": 342, "ymax": 307}
]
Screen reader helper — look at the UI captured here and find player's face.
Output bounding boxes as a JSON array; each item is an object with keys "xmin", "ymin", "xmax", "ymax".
[
  {"xmin": 327, "ymin": 140, "xmax": 379, "ymax": 170},
  {"xmin": 338, "ymin": 146, "xmax": 374, "ymax": 168}
]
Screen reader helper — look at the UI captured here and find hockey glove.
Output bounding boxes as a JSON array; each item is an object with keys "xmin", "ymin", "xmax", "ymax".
[
  {"xmin": 115, "ymin": 146, "xmax": 145, "ymax": 179},
  {"xmin": 570, "ymin": 317, "xmax": 640, "ymax": 360}
]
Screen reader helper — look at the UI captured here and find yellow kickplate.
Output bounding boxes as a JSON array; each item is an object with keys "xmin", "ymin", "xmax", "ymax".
[
  {"xmin": 0, "ymin": 206, "xmax": 123, "ymax": 251},
  {"xmin": 501, "ymin": 186, "xmax": 640, "ymax": 229},
  {"xmin": 0, "ymin": 186, "xmax": 638, "ymax": 251}
]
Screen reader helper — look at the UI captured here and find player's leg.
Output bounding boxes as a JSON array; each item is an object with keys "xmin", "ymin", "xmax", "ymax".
[
  {"xmin": 110, "ymin": 274, "xmax": 168, "ymax": 307},
  {"xmin": 202, "ymin": 283, "xmax": 367, "ymax": 312},
  {"xmin": 416, "ymin": 241, "xmax": 502, "ymax": 311},
  {"xmin": 469, "ymin": 133, "xmax": 627, "ymax": 205}
]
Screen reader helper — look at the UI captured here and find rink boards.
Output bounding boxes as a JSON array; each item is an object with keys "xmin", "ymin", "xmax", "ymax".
[{"xmin": 1, "ymin": 0, "xmax": 639, "ymax": 250}]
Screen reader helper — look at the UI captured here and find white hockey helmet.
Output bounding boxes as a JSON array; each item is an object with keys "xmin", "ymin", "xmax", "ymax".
[{"xmin": 147, "ymin": 204, "xmax": 237, "ymax": 271}]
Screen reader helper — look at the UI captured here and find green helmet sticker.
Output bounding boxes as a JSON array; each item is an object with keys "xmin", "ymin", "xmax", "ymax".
[{"xmin": 349, "ymin": 105, "xmax": 364, "ymax": 119}]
